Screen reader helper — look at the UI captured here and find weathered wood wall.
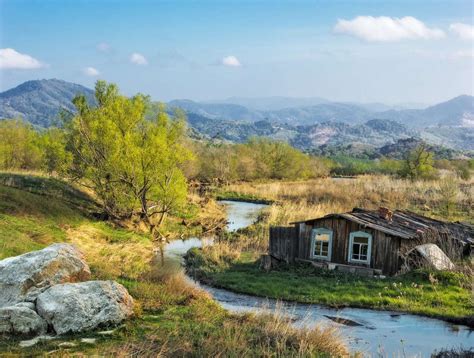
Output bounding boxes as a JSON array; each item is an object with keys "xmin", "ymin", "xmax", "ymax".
[
  {"xmin": 270, "ymin": 211, "xmax": 471, "ymax": 275},
  {"xmin": 298, "ymin": 218, "xmax": 402, "ymax": 275},
  {"xmin": 271, "ymin": 218, "xmax": 404, "ymax": 275},
  {"xmin": 269, "ymin": 226, "xmax": 297, "ymax": 263}
]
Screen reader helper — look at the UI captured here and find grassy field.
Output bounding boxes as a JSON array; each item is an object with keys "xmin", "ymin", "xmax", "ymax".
[
  {"xmin": 220, "ymin": 176, "xmax": 474, "ymax": 225},
  {"xmin": 186, "ymin": 249, "xmax": 474, "ymax": 326},
  {"xmin": 0, "ymin": 173, "xmax": 347, "ymax": 357}
]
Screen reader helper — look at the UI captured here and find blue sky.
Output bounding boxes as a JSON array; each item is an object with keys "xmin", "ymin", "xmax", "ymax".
[{"xmin": 0, "ymin": 0, "xmax": 473, "ymax": 104}]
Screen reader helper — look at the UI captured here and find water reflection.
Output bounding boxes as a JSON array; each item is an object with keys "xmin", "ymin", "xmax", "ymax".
[{"xmin": 219, "ymin": 200, "xmax": 268, "ymax": 232}]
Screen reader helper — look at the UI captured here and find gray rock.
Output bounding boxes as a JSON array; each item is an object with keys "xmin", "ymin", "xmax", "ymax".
[
  {"xmin": 0, "ymin": 305, "xmax": 48, "ymax": 336},
  {"xmin": 36, "ymin": 281, "xmax": 134, "ymax": 335},
  {"xmin": 14, "ymin": 302, "xmax": 36, "ymax": 310},
  {"xmin": 0, "ymin": 243, "xmax": 91, "ymax": 307}
]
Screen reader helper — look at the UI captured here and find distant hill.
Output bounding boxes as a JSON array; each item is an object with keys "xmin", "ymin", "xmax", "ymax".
[
  {"xmin": 377, "ymin": 95, "xmax": 474, "ymax": 128},
  {"xmin": 205, "ymin": 96, "xmax": 329, "ymax": 111},
  {"xmin": 290, "ymin": 119, "xmax": 415, "ymax": 149},
  {"xmin": 184, "ymin": 113, "xmax": 416, "ymax": 150},
  {"xmin": 205, "ymin": 97, "xmax": 427, "ymax": 112},
  {"xmin": 170, "ymin": 100, "xmax": 386, "ymax": 126},
  {"xmin": 265, "ymin": 102, "xmax": 375, "ymax": 125},
  {"xmin": 184, "ymin": 113, "xmax": 296, "ymax": 142},
  {"xmin": 173, "ymin": 96, "xmax": 474, "ymax": 150},
  {"xmin": 168, "ymin": 99, "xmax": 264, "ymax": 122},
  {"xmin": 1, "ymin": 79, "xmax": 472, "ymax": 151},
  {"xmin": 170, "ymin": 96, "xmax": 474, "ymax": 129},
  {"xmin": 0, "ymin": 79, "xmax": 95, "ymax": 127},
  {"xmin": 378, "ymin": 138, "xmax": 460, "ymax": 160},
  {"xmin": 311, "ymin": 138, "xmax": 464, "ymax": 160}
]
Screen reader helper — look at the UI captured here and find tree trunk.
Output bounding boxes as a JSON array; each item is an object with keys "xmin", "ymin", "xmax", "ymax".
[{"xmin": 158, "ymin": 211, "xmax": 166, "ymax": 227}]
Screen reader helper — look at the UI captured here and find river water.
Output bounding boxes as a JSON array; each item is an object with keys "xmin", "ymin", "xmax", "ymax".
[{"xmin": 163, "ymin": 200, "xmax": 474, "ymax": 357}]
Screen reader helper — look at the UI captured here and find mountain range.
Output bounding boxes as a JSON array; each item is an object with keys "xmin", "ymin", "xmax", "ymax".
[
  {"xmin": 0, "ymin": 79, "xmax": 96, "ymax": 127},
  {"xmin": 1, "ymin": 79, "xmax": 473, "ymax": 152},
  {"xmin": 169, "ymin": 95, "xmax": 474, "ymax": 129}
]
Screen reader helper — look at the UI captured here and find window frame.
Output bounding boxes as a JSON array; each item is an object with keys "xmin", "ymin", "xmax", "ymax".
[
  {"xmin": 348, "ymin": 231, "xmax": 372, "ymax": 265},
  {"xmin": 310, "ymin": 228, "xmax": 333, "ymax": 261}
]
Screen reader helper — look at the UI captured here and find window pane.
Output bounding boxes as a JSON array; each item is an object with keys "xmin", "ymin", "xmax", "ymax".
[
  {"xmin": 313, "ymin": 230, "xmax": 331, "ymax": 258},
  {"xmin": 315, "ymin": 242, "xmax": 322, "ymax": 255},
  {"xmin": 354, "ymin": 236, "xmax": 368, "ymax": 244},
  {"xmin": 351, "ymin": 237, "xmax": 369, "ymax": 261},
  {"xmin": 353, "ymin": 243, "xmax": 360, "ymax": 256},
  {"xmin": 316, "ymin": 234, "xmax": 330, "ymax": 242}
]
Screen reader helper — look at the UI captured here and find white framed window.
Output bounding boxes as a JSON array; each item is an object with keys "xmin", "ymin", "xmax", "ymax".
[
  {"xmin": 348, "ymin": 231, "xmax": 372, "ymax": 265},
  {"xmin": 310, "ymin": 228, "xmax": 333, "ymax": 261}
]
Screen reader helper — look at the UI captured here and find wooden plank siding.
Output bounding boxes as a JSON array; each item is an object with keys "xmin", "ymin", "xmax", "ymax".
[
  {"xmin": 269, "ymin": 226, "xmax": 298, "ymax": 263},
  {"xmin": 271, "ymin": 217, "xmax": 403, "ymax": 275}
]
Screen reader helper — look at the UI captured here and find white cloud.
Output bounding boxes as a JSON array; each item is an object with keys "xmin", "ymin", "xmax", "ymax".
[
  {"xmin": 221, "ymin": 55, "xmax": 241, "ymax": 67},
  {"xmin": 334, "ymin": 16, "xmax": 445, "ymax": 42},
  {"xmin": 130, "ymin": 52, "xmax": 148, "ymax": 65},
  {"xmin": 96, "ymin": 42, "xmax": 111, "ymax": 52},
  {"xmin": 0, "ymin": 48, "xmax": 44, "ymax": 69},
  {"xmin": 83, "ymin": 66, "xmax": 100, "ymax": 76},
  {"xmin": 450, "ymin": 23, "xmax": 474, "ymax": 40}
]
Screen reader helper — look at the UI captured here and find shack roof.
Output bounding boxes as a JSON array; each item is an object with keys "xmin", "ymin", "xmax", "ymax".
[{"xmin": 291, "ymin": 208, "xmax": 474, "ymax": 243}]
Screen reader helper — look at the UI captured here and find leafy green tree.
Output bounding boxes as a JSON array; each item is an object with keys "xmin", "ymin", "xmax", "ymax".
[
  {"xmin": 67, "ymin": 81, "xmax": 191, "ymax": 232},
  {"xmin": 400, "ymin": 143, "xmax": 436, "ymax": 180},
  {"xmin": 0, "ymin": 119, "xmax": 42, "ymax": 170},
  {"xmin": 39, "ymin": 128, "xmax": 72, "ymax": 174},
  {"xmin": 190, "ymin": 138, "xmax": 332, "ymax": 182},
  {"xmin": 246, "ymin": 137, "xmax": 315, "ymax": 180},
  {"xmin": 378, "ymin": 158, "xmax": 403, "ymax": 175}
]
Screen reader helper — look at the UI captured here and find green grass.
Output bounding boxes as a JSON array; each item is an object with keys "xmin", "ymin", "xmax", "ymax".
[
  {"xmin": 0, "ymin": 172, "xmax": 99, "ymax": 212},
  {"xmin": 0, "ymin": 184, "xmax": 86, "ymax": 259},
  {"xmin": 187, "ymin": 249, "xmax": 474, "ymax": 326}
]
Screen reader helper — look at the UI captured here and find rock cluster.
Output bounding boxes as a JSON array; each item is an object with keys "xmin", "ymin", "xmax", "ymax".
[{"xmin": 0, "ymin": 244, "xmax": 134, "ymax": 337}]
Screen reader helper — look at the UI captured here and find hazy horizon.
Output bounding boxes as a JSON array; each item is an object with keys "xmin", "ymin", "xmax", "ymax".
[{"xmin": 1, "ymin": 0, "xmax": 473, "ymax": 104}]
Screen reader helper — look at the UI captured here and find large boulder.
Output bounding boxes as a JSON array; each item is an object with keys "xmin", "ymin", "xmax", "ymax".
[
  {"xmin": 36, "ymin": 281, "xmax": 134, "ymax": 334},
  {"xmin": 0, "ymin": 243, "xmax": 91, "ymax": 307},
  {"xmin": 0, "ymin": 304, "xmax": 48, "ymax": 336},
  {"xmin": 407, "ymin": 244, "xmax": 455, "ymax": 271}
]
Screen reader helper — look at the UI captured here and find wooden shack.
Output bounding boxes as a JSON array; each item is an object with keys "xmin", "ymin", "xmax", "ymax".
[{"xmin": 269, "ymin": 207, "xmax": 473, "ymax": 276}]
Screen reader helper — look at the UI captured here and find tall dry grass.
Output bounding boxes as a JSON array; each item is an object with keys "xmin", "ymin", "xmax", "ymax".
[
  {"xmin": 226, "ymin": 175, "xmax": 473, "ymax": 225},
  {"xmin": 102, "ymin": 281, "xmax": 348, "ymax": 357}
]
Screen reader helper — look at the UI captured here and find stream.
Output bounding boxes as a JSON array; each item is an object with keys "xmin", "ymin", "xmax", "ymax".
[{"xmin": 163, "ymin": 200, "xmax": 473, "ymax": 357}]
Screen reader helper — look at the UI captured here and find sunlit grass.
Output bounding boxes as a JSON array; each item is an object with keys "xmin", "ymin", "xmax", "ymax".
[{"xmin": 222, "ymin": 175, "xmax": 473, "ymax": 224}]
